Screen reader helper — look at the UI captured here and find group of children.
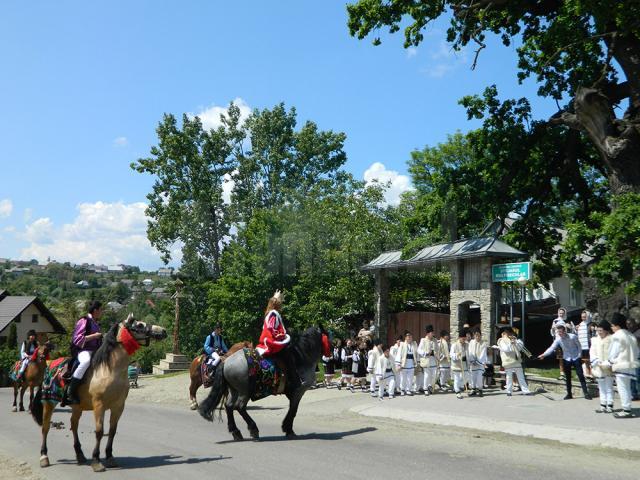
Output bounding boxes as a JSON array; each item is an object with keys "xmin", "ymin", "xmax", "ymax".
[{"xmin": 322, "ymin": 325, "xmax": 528, "ymax": 400}]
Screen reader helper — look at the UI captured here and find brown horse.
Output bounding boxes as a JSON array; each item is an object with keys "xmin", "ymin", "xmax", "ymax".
[
  {"xmin": 31, "ymin": 314, "xmax": 167, "ymax": 472},
  {"xmin": 189, "ymin": 341, "xmax": 251, "ymax": 410},
  {"xmin": 12, "ymin": 342, "xmax": 54, "ymax": 412}
]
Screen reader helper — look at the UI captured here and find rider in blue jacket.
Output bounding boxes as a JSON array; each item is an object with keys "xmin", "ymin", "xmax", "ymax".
[{"xmin": 204, "ymin": 324, "xmax": 228, "ymax": 373}]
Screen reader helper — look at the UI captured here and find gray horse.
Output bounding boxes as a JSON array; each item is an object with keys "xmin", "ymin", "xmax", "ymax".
[{"xmin": 198, "ymin": 326, "xmax": 330, "ymax": 440}]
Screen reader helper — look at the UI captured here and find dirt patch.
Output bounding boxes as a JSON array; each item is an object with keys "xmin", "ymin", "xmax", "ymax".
[{"xmin": 0, "ymin": 453, "xmax": 44, "ymax": 480}]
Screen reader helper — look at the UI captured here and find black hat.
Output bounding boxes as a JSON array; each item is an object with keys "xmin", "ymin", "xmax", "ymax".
[
  {"xmin": 27, "ymin": 329, "xmax": 37, "ymax": 337},
  {"xmin": 425, "ymin": 325, "xmax": 434, "ymax": 333},
  {"xmin": 597, "ymin": 320, "xmax": 612, "ymax": 333},
  {"xmin": 610, "ymin": 312, "xmax": 627, "ymax": 328},
  {"xmin": 458, "ymin": 328, "xmax": 468, "ymax": 338}
]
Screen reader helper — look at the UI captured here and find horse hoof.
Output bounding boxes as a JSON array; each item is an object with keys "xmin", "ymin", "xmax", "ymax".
[
  {"xmin": 190, "ymin": 402, "xmax": 198, "ymax": 411},
  {"xmin": 40, "ymin": 455, "xmax": 50, "ymax": 468},
  {"xmin": 19, "ymin": 406, "xmax": 25, "ymax": 412},
  {"xmin": 250, "ymin": 429, "xmax": 260, "ymax": 440},
  {"xmin": 232, "ymin": 430, "xmax": 244, "ymax": 441},
  {"xmin": 11, "ymin": 406, "xmax": 17, "ymax": 412},
  {"xmin": 104, "ymin": 457, "xmax": 119, "ymax": 469},
  {"xmin": 91, "ymin": 461, "xmax": 106, "ymax": 473},
  {"xmin": 285, "ymin": 431, "xmax": 297, "ymax": 439},
  {"xmin": 76, "ymin": 453, "xmax": 87, "ymax": 465}
]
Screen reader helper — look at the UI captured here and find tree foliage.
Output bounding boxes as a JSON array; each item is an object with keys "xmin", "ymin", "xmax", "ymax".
[{"xmin": 347, "ymin": 0, "xmax": 640, "ymax": 293}]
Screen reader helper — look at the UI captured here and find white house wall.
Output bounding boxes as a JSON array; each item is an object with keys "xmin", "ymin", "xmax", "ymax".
[{"xmin": 0, "ymin": 304, "xmax": 56, "ymax": 341}]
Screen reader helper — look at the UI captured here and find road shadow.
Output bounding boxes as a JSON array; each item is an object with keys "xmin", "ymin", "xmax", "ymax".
[
  {"xmin": 246, "ymin": 405, "xmax": 283, "ymax": 411},
  {"xmin": 216, "ymin": 426, "xmax": 376, "ymax": 444},
  {"xmin": 56, "ymin": 454, "xmax": 230, "ymax": 469}
]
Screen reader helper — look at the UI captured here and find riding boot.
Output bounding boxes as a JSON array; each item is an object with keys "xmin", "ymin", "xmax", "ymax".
[{"xmin": 65, "ymin": 377, "xmax": 82, "ymax": 405}]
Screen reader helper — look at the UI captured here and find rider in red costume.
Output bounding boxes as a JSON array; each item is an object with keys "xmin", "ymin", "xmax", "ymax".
[{"xmin": 256, "ymin": 290, "xmax": 302, "ymax": 391}]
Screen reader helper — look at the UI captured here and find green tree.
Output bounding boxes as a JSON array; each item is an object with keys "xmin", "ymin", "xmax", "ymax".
[
  {"xmin": 7, "ymin": 323, "xmax": 17, "ymax": 349},
  {"xmin": 347, "ymin": 0, "xmax": 640, "ymax": 293},
  {"xmin": 132, "ymin": 103, "xmax": 244, "ymax": 278}
]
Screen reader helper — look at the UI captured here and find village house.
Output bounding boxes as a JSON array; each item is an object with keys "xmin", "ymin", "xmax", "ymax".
[{"xmin": 0, "ymin": 290, "xmax": 66, "ymax": 345}]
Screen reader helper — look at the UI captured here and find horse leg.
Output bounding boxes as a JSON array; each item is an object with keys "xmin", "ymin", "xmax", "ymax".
[
  {"xmin": 12, "ymin": 383, "xmax": 18, "ymax": 412},
  {"xmin": 19, "ymin": 384, "xmax": 27, "ymax": 411},
  {"xmin": 91, "ymin": 405, "xmax": 106, "ymax": 472},
  {"xmin": 28, "ymin": 385, "xmax": 34, "ymax": 411},
  {"xmin": 225, "ymin": 390, "xmax": 243, "ymax": 441},
  {"xmin": 238, "ymin": 403, "xmax": 259, "ymax": 440},
  {"xmin": 103, "ymin": 404, "xmax": 124, "ymax": 468},
  {"xmin": 70, "ymin": 406, "xmax": 87, "ymax": 464},
  {"xmin": 189, "ymin": 377, "xmax": 201, "ymax": 410},
  {"xmin": 282, "ymin": 390, "xmax": 304, "ymax": 437},
  {"xmin": 40, "ymin": 402, "xmax": 54, "ymax": 467}
]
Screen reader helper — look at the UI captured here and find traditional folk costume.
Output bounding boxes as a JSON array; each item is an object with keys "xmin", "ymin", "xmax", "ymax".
[
  {"xmin": 17, "ymin": 332, "xmax": 38, "ymax": 380},
  {"xmin": 450, "ymin": 340, "xmax": 469, "ymax": 398},
  {"xmin": 341, "ymin": 344, "xmax": 355, "ymax": 387},
  {"xmin": 497, "ymin": 336, "xmax": 531, "ymax": 395},
  {"xmin": 352, "ymin": 348, "xmax": 368, "ymax": 388},
  {"xmin": 438, "ymin": 337, "xmax": 451, "ymax": 389},
  {"xmin": 367, "ymin": 345, "xmax": 381, "ymax": 396},
  {"xmin": 418, "ymin": 336, "xmax": 438, "ymax": 395},
  {"xmin": 389, "ymin": 341, "xmax": 402, "ymax": 393},
  {"xmin": 608, "ymin": 315, "xmax": 640, "ymax": 418},
  {"xmin": 590, "ymin": 332, "xmax": 613, "ymax": 413},
  {"xmin": 396, "ymin": 340, "xmax": 418, "ymax": 395},
  {"xmin": 322, "ymin": 350, "xmax": 335, "ymax": 387},
  {"xmin": 468, "ymin": 337, "xmax": 488, "ymax": 395},
  {"xmin": 375, "ymin": 353, "xmax": 396, "ymax": 399},
  {"xmin": 256, "ymin": 309, "xmax": 290, "ymax": 357}
]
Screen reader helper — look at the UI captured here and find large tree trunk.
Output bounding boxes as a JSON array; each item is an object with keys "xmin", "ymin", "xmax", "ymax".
[{"xmin": 573, "ymin": 87, "xmax": 640, "ymax": 194}]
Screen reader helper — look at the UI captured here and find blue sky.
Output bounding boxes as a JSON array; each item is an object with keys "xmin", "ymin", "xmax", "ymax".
[{"xmin": 0, "ymin": 1, "xmax": 556, "ymax": 270}]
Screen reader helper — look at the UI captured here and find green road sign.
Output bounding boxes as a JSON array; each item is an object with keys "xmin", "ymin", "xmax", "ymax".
[{"xmin": 492, "ymin": 262, "xmax": 532, "ymax": 283}]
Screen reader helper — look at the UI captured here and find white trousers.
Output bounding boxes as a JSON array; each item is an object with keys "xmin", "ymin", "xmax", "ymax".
[
  {"xmin": 369, "ymin": 371, "xmax": 377, "ymax": 392},
  {"xmin": 452, "ymin": 370, "xmax": 468, "ymax": 393},
  {"xmin": 505, "ymin": 367, "xmax": 530, "ymax": 394},
  {"xmin": 400, "ymin": 368, "xmax": 415, "ymax": 393},
  {"xmin": 596, "ymin": 376, "xmax": 614, "ymax": 405},
  {"xmin": 18, "ymin": 358, "xmax": 30, "ymax": 375},
  {"xmin": 206, "ymin": 351, "xmax": 221, "ymax": 367},
  {"xmin": 377, "ymin": 374, "xmax": 396, "ymax": 398},
  {"xmin": 73, "ymin": 350, "xmax": 93, "ymax": 380},
  {"xmin": 422, "ymin": 363, "xmax": 437, "ymax": 390},
  {"xmin": 439, "ymin": 365, "xmax": 451, "ymax": 386},
  {"xmin": 615, "ymin": 373, "xmax": 634, "ymax": 411},
  {"xmin": 469, "ymin": 369, "xmax": 484, "ymax": 390}
]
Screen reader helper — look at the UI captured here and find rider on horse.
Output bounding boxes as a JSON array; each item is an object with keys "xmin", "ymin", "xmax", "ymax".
[
  {"xmin": 203, "ymin": 324, "xmax": 228, "ymax": 374},
  {"xmin": 16, "ymin": 329, "xmax": 39, "ymax": 381},
  {"xmin": 65, "ymin": 300, "xmax": 104, "ymax": 405},
  {"xmin": 255, "ymin": 290, "xmax": 303, "ymax": 391}
]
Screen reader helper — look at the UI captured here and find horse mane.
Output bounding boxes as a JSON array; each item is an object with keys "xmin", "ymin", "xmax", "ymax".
[
  {"xmin": 290, "ymin": 326, "xmax": 323, "ymax": 367},
  {"xmin": 92, "ymin": 323, "xmax": 120, "ymax": 368}
]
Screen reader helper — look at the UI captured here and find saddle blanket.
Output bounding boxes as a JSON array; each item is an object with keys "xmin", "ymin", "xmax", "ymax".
[
  {"xmin": 244, "ymin": 348, "xmax": 285, "ymax": 401},
  {"xmin": 41, "ymin": 357, "xmax": 71, "ymax": 404},
  {"xmin": 9, "ymin": 361, "xmax": 22, "ymax": 381},
  {"xmin": 199, "ymin": 354, "xmax": 215, "ymax": 388}
]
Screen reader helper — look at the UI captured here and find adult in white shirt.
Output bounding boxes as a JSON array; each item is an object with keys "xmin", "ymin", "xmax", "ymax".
[
  {"xmin": 450, "ymin": 330, "xmax": 470, "ymax": 399},
  {"xmin": 418, "ymin": 325, "xmax": 438, "ymax": 395},
  {"xmin": 496, "ymin": 327, "xmax": 531, "ymax": 396},
  {"xmin": 367, "ymin": 340, "xmax": 383, "ymax": 397},
  {"xmin": 468, "ymin": 328, "xmax": 488, "ymax": 397}
]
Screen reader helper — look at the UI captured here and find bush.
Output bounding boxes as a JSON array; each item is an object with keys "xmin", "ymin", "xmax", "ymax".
[{"xmin": 132, "ymin": 338, "xmax": 171, "ymax": 373}]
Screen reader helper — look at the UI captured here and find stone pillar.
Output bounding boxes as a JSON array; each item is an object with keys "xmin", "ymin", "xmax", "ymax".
[
  {"xmin": 479, "ymin": 258, "xmax": 496, "ymax": 344},
  {"xmin": 374, "ymin": 270, "xmax": 389, "ymax": 343}
]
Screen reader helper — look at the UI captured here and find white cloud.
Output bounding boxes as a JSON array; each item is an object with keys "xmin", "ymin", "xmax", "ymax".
[
  {"xmin": 190, "ymin": 97, "xmax": 251, "ymax": 131},
  {"xmin": 421, "ymin": 41, "xmax": 469, "ymax": 78},
  {"xmin": 222, "ymin": 171, "xmax": 236, "ymax": 204},
  {"xmin": 406, "ymin": 47, "xmax": 418, "ymax": 59},
  {"xmin": 23, "ymin": 208, "xmax": 33, "ymax": 222},
  {"xmin": 3, "ymin": 226, "xmax": 16, "ymax": 233},
  {"xmin": 0, "ymin": 199, "xmax": 13, "ymax": 218},
  {"xmin": 363, "ymin": 162, "xmax": 413, "ymax": 206},
  {"xmin": 19, "ymin": 201, "xmax": 170, "ymax": 269},
  {"xmin": 113, "ymin": 136, "xmax": 129, "ymax": 147}
]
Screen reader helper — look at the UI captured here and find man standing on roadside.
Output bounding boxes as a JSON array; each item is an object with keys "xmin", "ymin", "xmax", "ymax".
[
  {"xmin": 609, "ymin": 313, "xmax": 640, "ymax": 418},
  {"xmin": 625, "ymin": 317, "xmax": 640, "ymax": 401},
  {"xmin": 538, "ymin": 325, "xmax": 592, "ymax": 400}
]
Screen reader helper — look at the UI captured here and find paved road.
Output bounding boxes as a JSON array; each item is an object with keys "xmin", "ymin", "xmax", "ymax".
[{"xmin": 0, "ymin": 387, "xmax": 637, "ymax": 480}]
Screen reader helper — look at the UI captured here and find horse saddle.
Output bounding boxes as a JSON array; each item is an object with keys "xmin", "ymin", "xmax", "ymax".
[{"xmin": 244, "ymin": 349, "xmax": 287, "ymax": 401}]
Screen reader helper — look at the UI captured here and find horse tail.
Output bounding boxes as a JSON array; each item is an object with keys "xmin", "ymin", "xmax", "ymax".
[
  {"xmin": 31, "ymin": 389, "xmax": 44, "ymax": 426},
  {"xmin": 198, "ymin": 362, "xmax": 228, "ymax": 422}
]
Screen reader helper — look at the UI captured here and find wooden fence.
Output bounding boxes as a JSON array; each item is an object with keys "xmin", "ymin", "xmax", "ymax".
[{"xmin": 387, "ymin": 311, "xmax": 450, "ymax": 345}]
